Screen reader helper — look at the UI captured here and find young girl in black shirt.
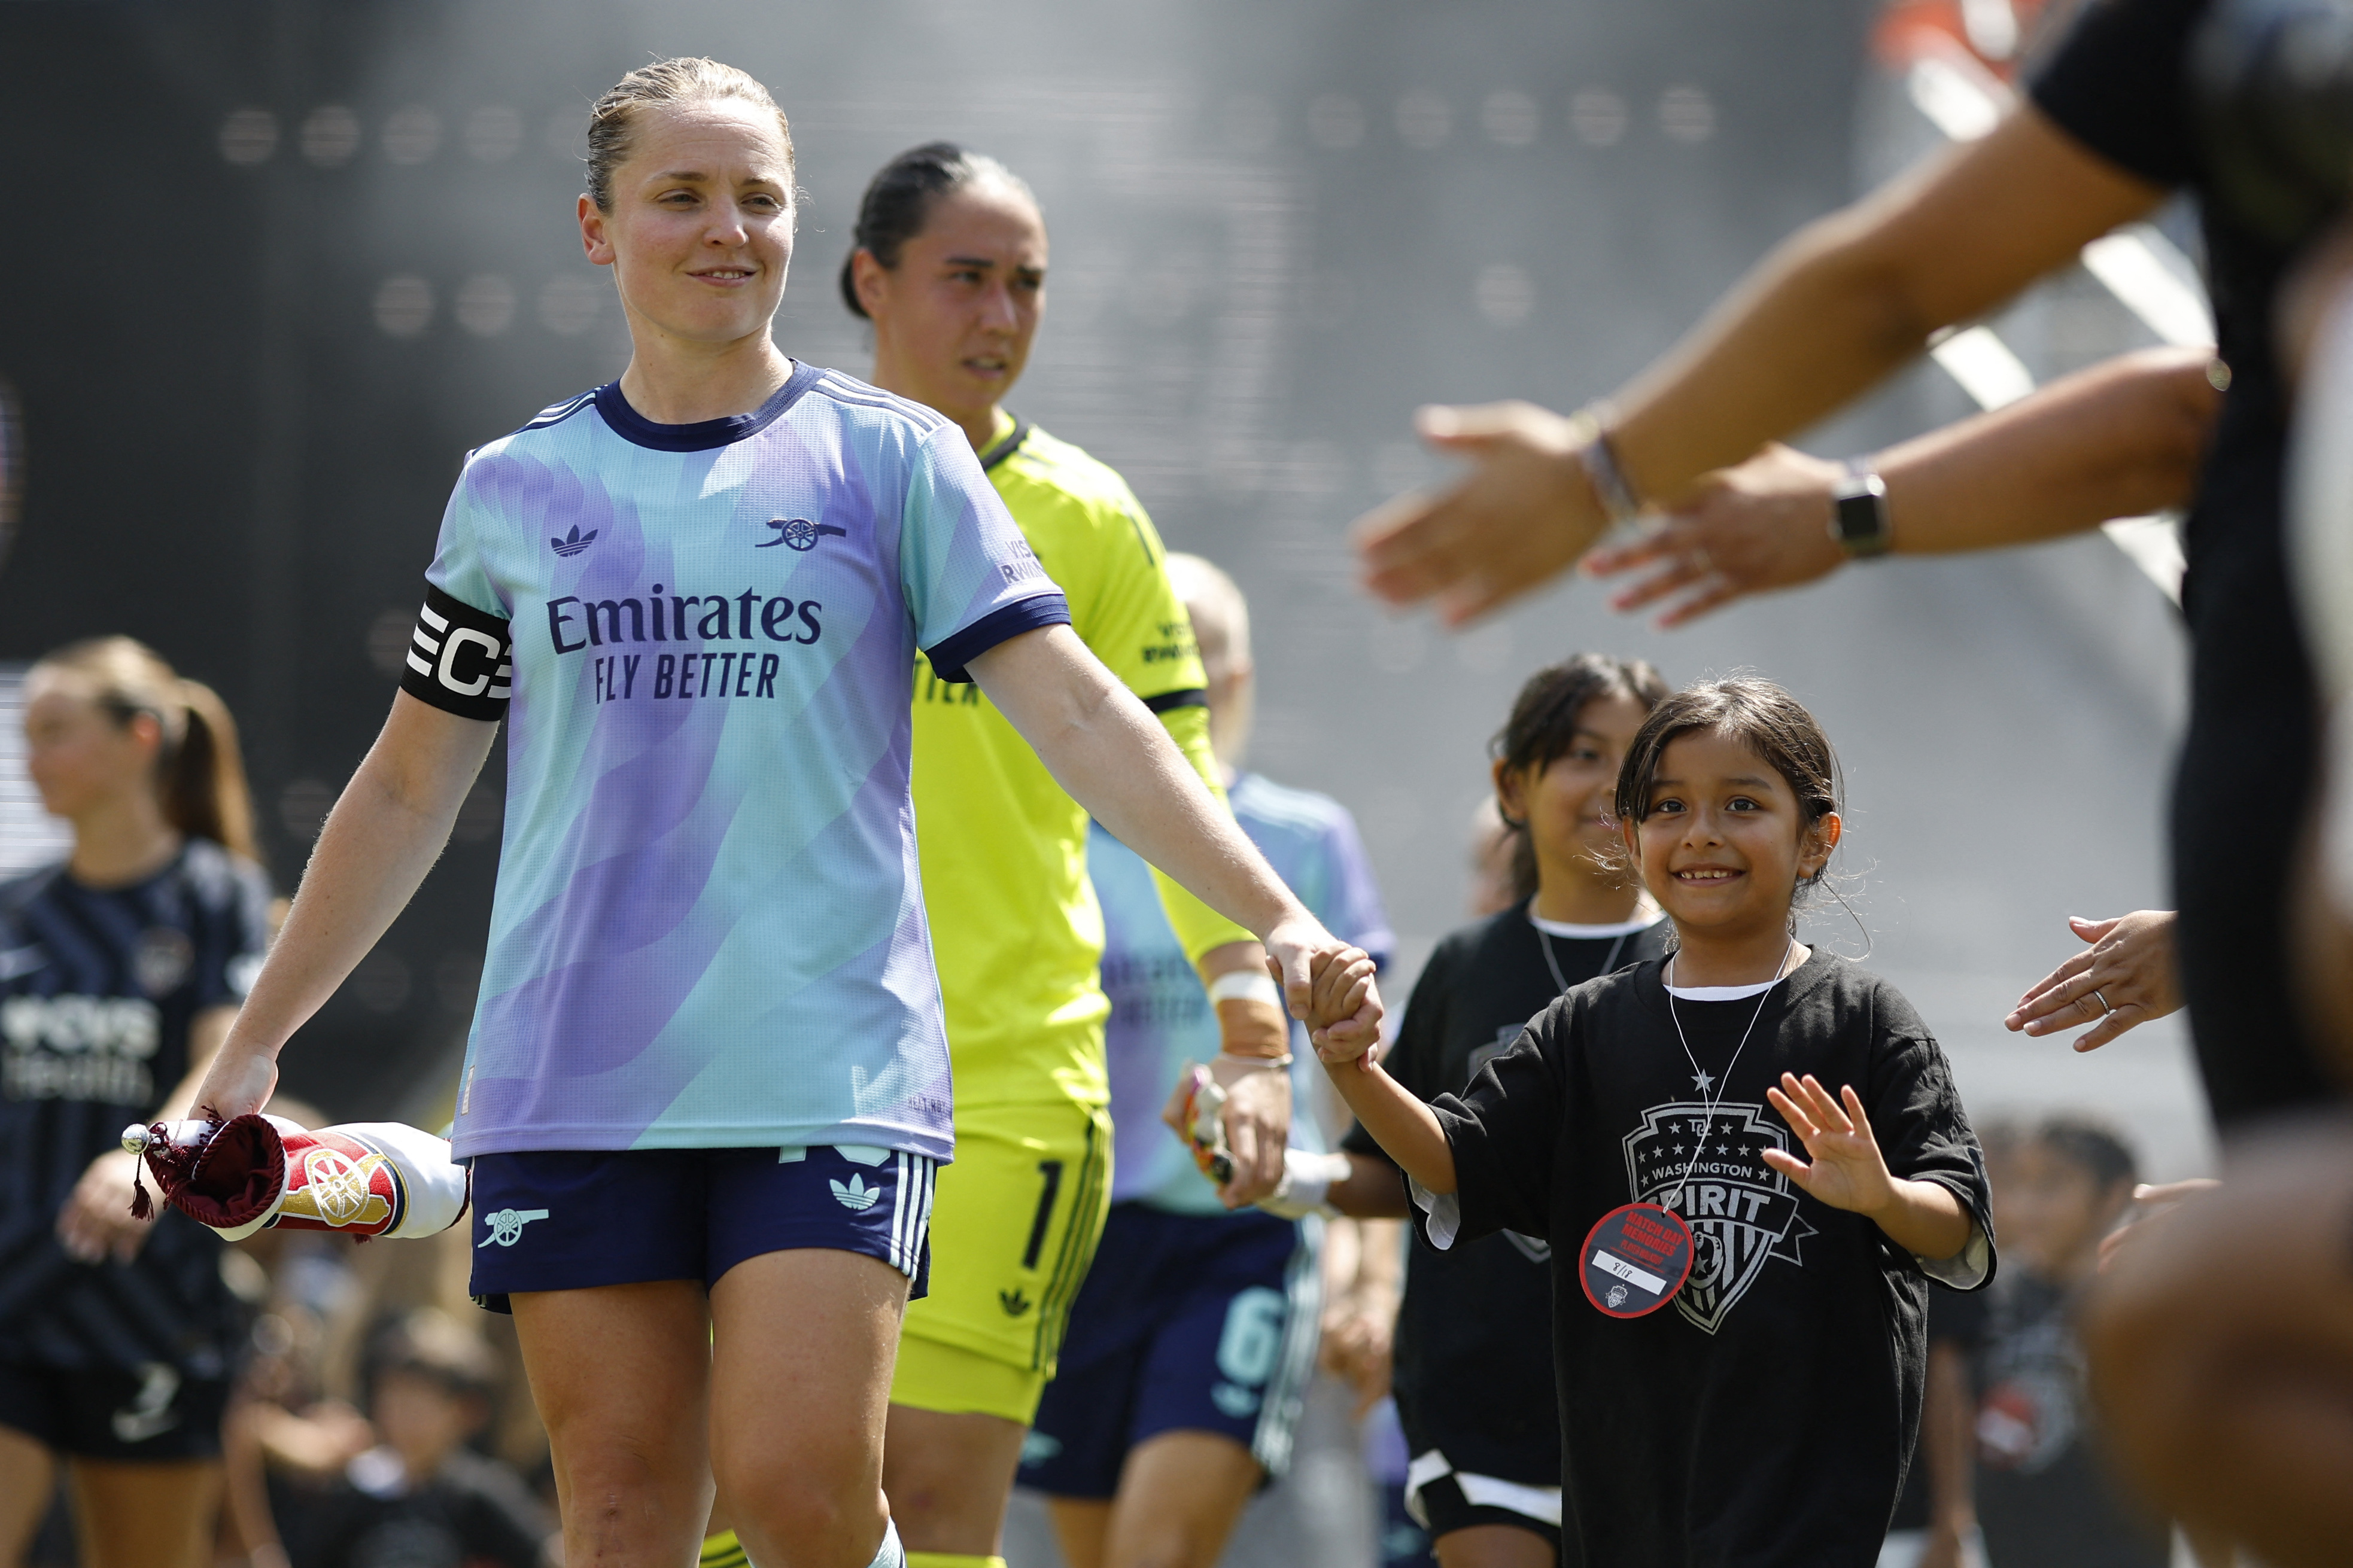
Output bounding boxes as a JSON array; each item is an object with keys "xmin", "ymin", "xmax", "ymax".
[
  {"xmin": 1333, "ymin": 653, "xmax": 1668, "ymax": 1565},
  {"xmin": 1321, "ymin": 677, "xmax": 1993, "ymax": 1568}
]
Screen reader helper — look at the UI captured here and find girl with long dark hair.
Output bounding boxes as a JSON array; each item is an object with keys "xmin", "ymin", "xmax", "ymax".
[{"xmin": 0, "ymin": 638, "xmax": 272, "ymax": 1568}]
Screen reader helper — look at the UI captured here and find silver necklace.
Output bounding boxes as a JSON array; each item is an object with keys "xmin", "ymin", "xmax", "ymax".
[
  {"xmin": 1534, "ymin": 907, "xmax": 1632, "ymax": 998},
  {"xmin": 1660, "ymin": 942, "xmax": 1794, "ymax": 1208}
]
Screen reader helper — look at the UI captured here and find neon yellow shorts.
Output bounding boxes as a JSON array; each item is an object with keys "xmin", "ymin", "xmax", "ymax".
[{"xmin": 891, "ymin": 1100, "xmax": 1112, "ymax": 1424}]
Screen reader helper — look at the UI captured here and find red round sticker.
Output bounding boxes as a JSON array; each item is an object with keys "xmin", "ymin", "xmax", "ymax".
[{"xmin": 1579, "ymin": 1202, "xmax": 1695, "ymax": 1318}]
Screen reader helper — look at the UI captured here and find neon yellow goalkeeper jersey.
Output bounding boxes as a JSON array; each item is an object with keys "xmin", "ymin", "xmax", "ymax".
[{"xmin": 912, "ymin": 413, "xmax": 1248, "ymax": 1113}]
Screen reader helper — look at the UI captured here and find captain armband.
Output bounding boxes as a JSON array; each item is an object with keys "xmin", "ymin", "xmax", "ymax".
[{"xmin": 399, "ymin": 583, "xmax": 514, "ymax": 721}]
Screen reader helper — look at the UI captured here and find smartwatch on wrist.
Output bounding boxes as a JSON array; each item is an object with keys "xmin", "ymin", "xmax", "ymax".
[{"xmin": 1829, "ymin": 463, "xmax": 1892, "ymax": 559}]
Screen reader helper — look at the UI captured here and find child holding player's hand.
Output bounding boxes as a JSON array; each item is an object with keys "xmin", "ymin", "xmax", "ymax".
[{"xmin": 1323, "ymin": 678, "xmax": 1993, "ymax": 1568}]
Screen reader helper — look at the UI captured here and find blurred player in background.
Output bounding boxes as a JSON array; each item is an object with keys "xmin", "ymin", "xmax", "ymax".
[
  {"xmin": 828, "ymin": 144, "xmax": 1303, "ymax": 1568},
  {"xmin": 1020, "ymin": 554, "xmax": 1392, "ymax": 1568},
  {"xmin": 189, "ymin": 62, "xmax": 1375, "ymax": 1568},
  {"xmin": 1327, "ymin": 654, "xmax": 1669, "ymax": 1568},
  {"xmin": 0, "ymin": 638, "xmax": 272, "ymax": 1568},
  {"xmin": 1972, "ymin": 1117, "xmax": 2166, "ymax": 1568}
]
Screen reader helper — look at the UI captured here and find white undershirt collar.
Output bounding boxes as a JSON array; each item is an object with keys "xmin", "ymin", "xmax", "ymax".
[
  {"xmin": 1662, "ymin": 978, "xmax": 1780, "ymax": 1001},
  {"xmin": 1525, "ymin": 899, "xmax": 1665, "ymax": 940},
  {"xmin": 1664, "ymin": 946, "xmax": 1811, "ymax": 1001}
]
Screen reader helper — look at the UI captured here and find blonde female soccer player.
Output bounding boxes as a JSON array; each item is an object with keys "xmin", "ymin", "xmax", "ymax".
[{"xmin": 188, "ymin": 62, "xmax": 1378, "ymax": 1568}]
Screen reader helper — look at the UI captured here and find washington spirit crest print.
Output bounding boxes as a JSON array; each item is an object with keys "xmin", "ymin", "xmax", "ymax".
[{"xmin": 1622, "ymin": 1101, "xmax": 1816, "ymax": 1333}]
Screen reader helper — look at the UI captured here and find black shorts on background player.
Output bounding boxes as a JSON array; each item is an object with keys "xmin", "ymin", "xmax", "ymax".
[
  {"xmin": 2030, "ymin": 0, "xmax": 2333, "ymax": 1127},
  {"xmin": 0, "ymin": 841, "xmax": 271, "ymax": 1460},
  {"xmin": 1344, "ymin": 906, "xmax": 1667, "ymax": 1541},
  {"xmin": 1421, "ymin": 954, "xmax": 1993, "ymax": 1567}
]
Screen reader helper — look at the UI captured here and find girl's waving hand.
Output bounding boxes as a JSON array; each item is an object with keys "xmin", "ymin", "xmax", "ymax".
[
  {"xmin": 1764, "ymin": 1073, "xmax": 1974, "ymax": 1262},
  {"xmin": 1762, "ymin": 1073, "xmax": 1895, "ymax": 1212}
]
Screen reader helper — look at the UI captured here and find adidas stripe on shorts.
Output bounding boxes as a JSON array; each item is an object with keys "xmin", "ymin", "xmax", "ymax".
[{"xmin": 467, "ymin": 1144, "xmax": 936, "ymax": 1312}]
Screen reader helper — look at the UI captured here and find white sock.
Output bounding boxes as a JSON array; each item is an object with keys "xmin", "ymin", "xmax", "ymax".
[{"xmin": 867, "ymin": 1519, "xmax": 905, "ymax": 1568}]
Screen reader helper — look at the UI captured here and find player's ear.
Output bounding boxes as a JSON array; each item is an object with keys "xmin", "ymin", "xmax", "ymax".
[
  {"xmin": 1491, "ymin": 758, "xmax": 1527, "ymax": 827},
  {"xmin": 579, "ymin": 194, "xmax": 615, "ymax": 267},
  {"xmin": 850, "ymin": 248, "xmax": 890, "ymax": 317}
]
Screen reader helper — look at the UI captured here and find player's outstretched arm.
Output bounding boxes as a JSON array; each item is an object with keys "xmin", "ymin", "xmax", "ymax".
[
  {"xmin": 1354, "ymin": 107, "xmax": 2167, "ymax": 623},
  {"xmin": 1582, "ymin": 347, "xmax": 2219, "ymax": 626},
  {"xmin": 190, "ymin": 693, "xmax": 499, "ymax": 1119},
  {"xmin": 970, "ymin": 624, "xmax": 1381, "ymax": 1046},
  {"xmin": 1762, "ymin": 1073, "xmax": 1971, "ymax": 1261},
  {"xmin": 2006, "ymin": 908, "xmax": 2182, "ymax": 1052}
]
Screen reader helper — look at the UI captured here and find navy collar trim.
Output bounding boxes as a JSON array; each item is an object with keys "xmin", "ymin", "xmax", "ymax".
[
  {"xmin": 978, "ymin": 417, "xmax": 1032, "ymax": 471},
  {"xmin": 593, "ymin": 361, "xmax": 821, "ymax": 452}
]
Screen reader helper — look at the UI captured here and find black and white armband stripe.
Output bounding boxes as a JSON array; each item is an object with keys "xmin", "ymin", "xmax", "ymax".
[{"xmin": 399, "ymin": 584, "xmax": 513, "ymax": 721}]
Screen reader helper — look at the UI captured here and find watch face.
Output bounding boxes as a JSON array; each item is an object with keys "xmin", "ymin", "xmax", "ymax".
[{"xmin": 1835, "ymin": 482, "xmax": 1889, "ymax": 551}]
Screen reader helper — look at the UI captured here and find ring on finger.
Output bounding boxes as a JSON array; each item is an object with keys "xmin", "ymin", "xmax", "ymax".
[{"xmin": 2090, "ymin": 988, "xmax": 2112, "ymax": 1015}]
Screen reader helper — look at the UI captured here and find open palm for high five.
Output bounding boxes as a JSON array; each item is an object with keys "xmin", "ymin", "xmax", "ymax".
[{"xmin": 1761, "ymin": 1073, "xmax": 1895, "ymax": 1216}]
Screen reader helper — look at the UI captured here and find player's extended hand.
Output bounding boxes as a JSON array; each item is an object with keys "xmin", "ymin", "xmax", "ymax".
[
  {"xmin": 56, "ymin": 1149, "xmax": 156, "ymax": 1263},
  {"xmin": 1353, "ymin": 401, "xmax": 1608, "ymax": 624},
  {"xmin": 1761, "ymin": 1073, "xmax": 1898, "ymax": 1216},
  {"xmin": 1578, "ymin": 443, "xmax": 1848, "ymax": 628},
  {"xmin": 2006, "ymin": 910, "xmax": 2182, "ymax": 1052},
  {"xmin": 2097, "ymin": 1177, "xmax": 2221, "ymax": 1271}
]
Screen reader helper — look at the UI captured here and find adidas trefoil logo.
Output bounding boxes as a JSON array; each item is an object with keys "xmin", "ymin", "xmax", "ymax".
[
  {"xmin": 829, "ymin": 1174, "xmax": 880, "ymax": 1211},
  {"xmin": 550, "ymin": 525, "xmax": 598, "ymax": 558},
  {"xmin": 999, "ymin": 1288, "xmax": 1033, "ymax": 1317}
]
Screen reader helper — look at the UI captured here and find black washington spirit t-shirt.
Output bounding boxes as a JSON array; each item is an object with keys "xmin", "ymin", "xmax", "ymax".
[
  {"xmin": 1344, "ymin": 906, "xmax": 1669, "ymax": 1486},
  {"xmin": 1422, "ymin": 953, "xmax": 1993, "ymax": 1568},
  {"xmin": 2031, "ymin": 0, "xmax": 2333, "ymax": 1126},
  {"xmin": 0, "ymin": 841, "xmax": 272, "ymax": 1375}
]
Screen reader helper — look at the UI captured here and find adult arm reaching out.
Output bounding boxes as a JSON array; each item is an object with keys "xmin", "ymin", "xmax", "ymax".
[
  {"xmin": 1354, "ymin": 108, "xmax": 2169, "ymax": 622},
  {"xmin": 1582, "ymin": 347, "xmax": 2219, "ymax": 627},
  {"xmin": 2007, "ymin": 908, "xmax": 2183, "ymax": 1051}
]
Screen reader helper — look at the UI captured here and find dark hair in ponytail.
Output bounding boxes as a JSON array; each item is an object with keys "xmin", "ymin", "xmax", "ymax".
[
  {"xmin": 839, "ymin": 141, "xmax": 1036, "ymax": 319},
  {"xmin": 1491, "ymin": 653, "xmax": 1670, "ymax": 903},
  {"xmin": 30, "ymin": 637, "xmax": 261, "ymax": 867}
]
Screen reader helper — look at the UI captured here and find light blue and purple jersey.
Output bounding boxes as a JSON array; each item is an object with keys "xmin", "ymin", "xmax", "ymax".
[
  {"xmin": 1092, "ymin": 771, "xmax": 1393, "ymax": 1216},
  {"xmin": 397, "ymin": 365, "xmax": 1068, "ymax": 1162}
]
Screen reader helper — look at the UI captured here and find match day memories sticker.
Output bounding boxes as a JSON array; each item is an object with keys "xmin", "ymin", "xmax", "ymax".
[{"xmin": 1580, "ymin": 1202, "xmax": 1695, "ymax": 1318}]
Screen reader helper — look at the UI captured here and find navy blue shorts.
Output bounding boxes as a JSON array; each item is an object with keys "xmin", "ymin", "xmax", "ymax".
[
  {"xmin": 0, "ymin": 1358, "xmax": 229, "ymax": 1461},
  {"xmin": 468, "ymin": 1144, "xmax": 935, "ymax": 1313},
  {"xmin": 1022, "ymin": 1202, "xmax": 1320, "ymax": 1495}
]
